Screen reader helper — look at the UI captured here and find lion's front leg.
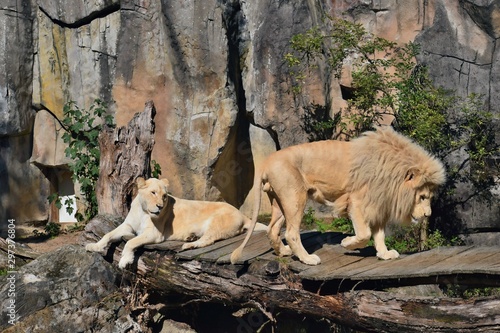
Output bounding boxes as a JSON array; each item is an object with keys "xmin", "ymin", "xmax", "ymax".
[
  {"xmin": 341, "ymin": 201, "xmax": 371, "ymax": 250},
  {"xmin": 86, "ymin": 223, "xmax": 135, "ymax": 254},
  {"xmin": 372, "ymin": 227, "xmax": 399, "ymax": 260},
  {"xmin": 340, "ymin": 235, "xmax": 368, "ymax": 250}
]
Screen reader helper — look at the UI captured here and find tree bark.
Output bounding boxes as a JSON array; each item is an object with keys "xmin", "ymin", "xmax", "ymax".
[
  {"xmin": 96, "ymin": 101, "xmax": 156, "ymax": 217},
  {"xmin": 81, "ymin": 215, "xmax": 500, "ymax": 333}
]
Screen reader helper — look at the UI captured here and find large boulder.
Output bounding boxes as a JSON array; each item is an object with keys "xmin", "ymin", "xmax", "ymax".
[{"xmin": 0, "ymin": 245, "xmax": 125, "ymax": 332}]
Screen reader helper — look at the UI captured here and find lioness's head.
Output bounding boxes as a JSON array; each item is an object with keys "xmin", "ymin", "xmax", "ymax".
[{"xmin": 136, "ymin": 177, "xmax": 169, "ymax": 217}]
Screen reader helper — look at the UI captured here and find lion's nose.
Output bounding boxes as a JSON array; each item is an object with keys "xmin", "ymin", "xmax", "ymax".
[
  {"xmin": 156, "ymin": 203, "xmax": 163, "ymax": 210},
  {"xmin": 424, "ymin": 208, "xmax": 432, "ymax": 217}
]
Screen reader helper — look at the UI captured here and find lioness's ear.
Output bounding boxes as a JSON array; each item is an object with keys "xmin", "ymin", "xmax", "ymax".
[
  {"xmin": 136, "ymin": 177, "xmax": 147, "ymax": 189},
  {"xmin": 404, "ymin": 168, "xmax": 423, "ymax": 188},
  {"xmin": 160, "ymin": 178, "xmax": 169, "ymax": 188}
]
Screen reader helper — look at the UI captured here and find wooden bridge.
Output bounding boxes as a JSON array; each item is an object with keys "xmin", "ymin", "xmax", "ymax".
[
  {"xmin": 145, "ymin": 229, "xmax": 500, "ymax": 292},
  {"xmin": 81, "ymin": 217, "xmax": 500, "ymax": 332}
]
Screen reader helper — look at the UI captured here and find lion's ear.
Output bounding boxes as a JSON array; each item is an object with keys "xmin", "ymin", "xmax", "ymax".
[
  {"xmin": 136, "ymin": 177, "xmax": 147, "ymax": 189},
  {"xmin": 404, "ymin": 168, "xmax": 423, "ymax": 188}
]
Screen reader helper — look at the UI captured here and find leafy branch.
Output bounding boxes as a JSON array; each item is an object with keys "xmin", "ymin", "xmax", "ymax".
[{"xmin": 49, "ymin": 99, "xmax": 114, "ymax": 222}]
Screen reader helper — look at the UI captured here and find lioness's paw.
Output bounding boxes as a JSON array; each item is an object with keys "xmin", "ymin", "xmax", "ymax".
[
  {"xmin": 377, "ymin": 249, "xmax": 400, "ymax": 260},
  {"xmin": 301, "ymin": 254, "xmax": 321, "ymax": 266},
  {"xmin": 118, "ymin": 253, "xmax": 134, "ymax": 269},
  {"xmin": 181, "ymin": 242, "xmax": 196, "ymax": 251},
  {"xmin": 85, "ymin": 243, "xmax": 105, "ymax": 253}
]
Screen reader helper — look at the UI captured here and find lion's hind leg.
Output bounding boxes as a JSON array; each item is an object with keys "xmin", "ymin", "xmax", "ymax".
[
  {"xmin": 267, "ymin": 198, "xmax": 291, "ymax": 256},
  {"xmin": 278, "ymin": 187, "xmax": 321, "ymax": 266}
]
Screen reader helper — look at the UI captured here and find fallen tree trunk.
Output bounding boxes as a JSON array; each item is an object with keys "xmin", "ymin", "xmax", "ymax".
[
  {"xmin": 81, "ymin": 215, "xmax": 500, "ymax": 333},
  {"xmin": 96, "ymin": 100, "xmax": 156, "ymax": 217}
]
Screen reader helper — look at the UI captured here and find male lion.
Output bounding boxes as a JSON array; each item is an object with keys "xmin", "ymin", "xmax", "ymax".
[
  {"xmin": 86, "ymin": 177, "xmax": 261, "ymax": 268},
  {"xmin": 231, "ymin": 126, "xmax": 446, "ymax": 266}
]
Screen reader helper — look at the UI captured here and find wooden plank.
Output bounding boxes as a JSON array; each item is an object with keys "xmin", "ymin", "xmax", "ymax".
[
  {"xmin": 322, "ymin": 255, "xmax": 384, "ymax": 280},
  {"xmin": 147, "ymin": 231, "xmax": 500, "ymax": 285},
  {"xmin": 456, "ymin": 247, "xmax": 500, "ymax": 274},
  {"xmin": 306, "ymin": 246, "xmax": 499, "ymax": 283},
  {"xmin": 458, "ymin": 250, "xmax": 500, "ymax": 274},
  {"xmin": 300, "ymin": 231, "xmax": 346, "ymax": 253},
  {"xmin": 298, "ymin": 245, "xmax": 368, "ymax": 280},
  {"xmin": 255, "ymin": 232, "xmax": 343, "ymax": 266},
  {"xmin": 353, "ymin": 246, "xmax": 474, "ymax": 280},
  {"xmin": 286, "ymin": 244, "xmax": 343, "ymax": 273},
  {"xmin": 145, "ymin": 240, "xmax": 184, "ymax": 251},
  {"xmin": 250, "ymin": 231, "xmax": 319, "ymax": 266},
  {"xmin": 196, "ymin": 234, "xmax": 265, "ymax": 263},
  {"xmin": 284, "ymin": 244, "xmax": 500, "ymax": 282},
  {"xmin": 217, "ymin": 231, "xmax": 272, "ymax": 264},
  {"xmin": 415, "ymin": 246, "xmax": 499, "ymax": 275},
  {"xmin": 474, "ymin": 255, "xmax": 500, "ymax": 270}
]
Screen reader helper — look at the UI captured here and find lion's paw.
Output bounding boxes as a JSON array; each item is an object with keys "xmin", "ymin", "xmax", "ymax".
[
  {"xmin": 279, "ymin": 245, "xmax": 292, "ymax": 256},
  {"xmin": 340, "ymin": 236, "xmax": 358, "ymax": 250},
  {"xmin": 300, "ymin": 254, "xmax": 321, "ymax": 266},
  {"xmin": 85, "ymin": 243, "xmax": 105, "ymax": 253},
  {"xmin": 377, "ymin": 249, "xmax": 400, "ymax": 260}
]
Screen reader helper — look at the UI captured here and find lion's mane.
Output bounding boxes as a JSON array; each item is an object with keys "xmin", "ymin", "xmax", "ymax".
[{"xmin": 349, "ymin": 127, "xmax": 446, "ymax": 225}]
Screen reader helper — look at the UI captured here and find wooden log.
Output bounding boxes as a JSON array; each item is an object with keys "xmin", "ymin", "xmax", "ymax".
[
  {"xmin": 96, "ymin": 101, "xmax": 156, "ymax": 217},
  {"xmin": 81, "ymin": 216, "xmax": 500, "ymax": 333}
]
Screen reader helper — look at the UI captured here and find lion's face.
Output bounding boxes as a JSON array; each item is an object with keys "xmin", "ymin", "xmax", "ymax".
[
  {"xmin": 136, "ymin": 177, "xmax": 169, "ymax": 218},
  {"xmin": 409, "ymin": 186, "xmax": 434, "ymax": 224}
]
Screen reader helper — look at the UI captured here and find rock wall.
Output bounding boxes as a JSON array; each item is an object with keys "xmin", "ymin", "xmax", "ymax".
[{"xmin": 0, "ymin": 0, "xmax": 498, "ymax": 239}]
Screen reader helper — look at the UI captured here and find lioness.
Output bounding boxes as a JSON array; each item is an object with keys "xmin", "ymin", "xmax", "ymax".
[
  {"xmin": 231, "ymin": 126, "xmax": 446, "ymax": 266},
  {"xmin": 86, "ymin": 177, "xmax": 261, "ymax": 268}
]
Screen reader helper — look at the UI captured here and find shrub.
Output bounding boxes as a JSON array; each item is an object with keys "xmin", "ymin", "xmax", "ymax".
[
  {"xmin": 302, "ymin": 208, "xmax": 354, "ymax": 234},
  {"xmin": 286, "ymin": 17, "xmax": 499, "ymax": 250}
]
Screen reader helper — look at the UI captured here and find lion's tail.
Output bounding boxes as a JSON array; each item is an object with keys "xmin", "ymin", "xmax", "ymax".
[{"xmin": 230, "ymin": 170, "xmax": 265, "ymax": 265}]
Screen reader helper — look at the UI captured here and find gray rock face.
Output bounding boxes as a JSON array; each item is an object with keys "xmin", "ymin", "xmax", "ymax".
[
  {"xmin": 0, "ymin": 0, "xmax": 34, "ymax": 136},
  {"xmin": 0, "ymin": 0, "xmax": 498, "ymax": 241},
  {"xmin": 38, "ymin": 0, "xmax": 120, "ymax": 25},
  {"xmin": 415, "ymin": 0, "xmax": 500, "ymax": 231}
]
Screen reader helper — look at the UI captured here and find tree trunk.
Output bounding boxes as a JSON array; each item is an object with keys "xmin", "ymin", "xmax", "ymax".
[
  {"xmin": 96, "ymin": 101, "xmax": 156, "ymax": 217},
  {"xmin": 81, "ymin": 216, "xmax": 500, "ymax": 333}
]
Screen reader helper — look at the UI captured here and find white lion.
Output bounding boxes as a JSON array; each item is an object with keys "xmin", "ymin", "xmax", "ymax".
[
  {"xmin": 86, "ymin": 177, "xmax": 261, "ymax": 268},
  {"xmin": 231, "ymin": 126, "xmax": 446, "ymax": 266}
]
